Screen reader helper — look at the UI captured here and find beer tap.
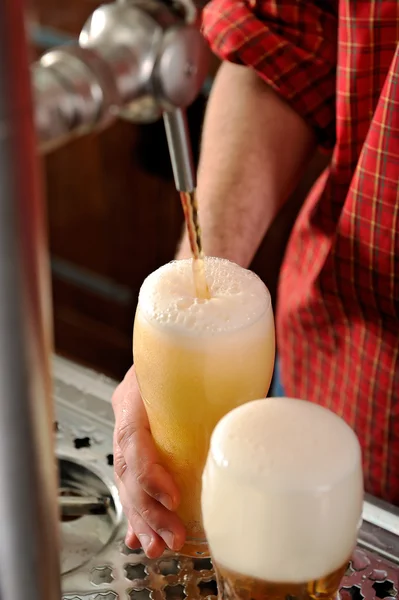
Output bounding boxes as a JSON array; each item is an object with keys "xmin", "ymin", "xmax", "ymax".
[
  {"xmin": 0, "ymin": 1, "xmax": 208, "ymax": 599},
  {"xmin": 34, "ymin": 0, "xmax": 209, "ymax": 190}
]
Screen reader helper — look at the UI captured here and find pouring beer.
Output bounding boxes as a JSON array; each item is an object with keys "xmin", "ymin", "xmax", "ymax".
[
  {"xmin": 133, "ymin": 257, "xmax": 275, "ymax": 556},
  {"xmin": 202, "ymin": 397, "xmax": 364, "ymax": 599}
]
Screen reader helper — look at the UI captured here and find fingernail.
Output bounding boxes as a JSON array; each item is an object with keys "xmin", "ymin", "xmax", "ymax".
[
  {"xmin": 158, "ymin": 494, "xmax": 173, "ymax": 511},
  {"xmin": 138, "ymin": 534, "xmax": 151, "ymax": 553},
  {"xmin": 159, "ymin": 529, "xmax": 174, "ymax": 549}
]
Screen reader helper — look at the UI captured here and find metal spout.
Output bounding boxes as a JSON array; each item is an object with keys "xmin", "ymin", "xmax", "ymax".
[{"xmin": 163, "ymin": 109, "xmax": 196, "ymax": 192}]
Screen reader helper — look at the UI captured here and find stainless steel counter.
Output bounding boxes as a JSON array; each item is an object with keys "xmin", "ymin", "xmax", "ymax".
[{"xmin": 53, "ymin": 356, "xmax": 399, "ymax": 600}]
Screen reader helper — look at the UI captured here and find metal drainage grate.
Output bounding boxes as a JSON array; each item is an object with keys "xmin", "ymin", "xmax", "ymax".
[{"xmin": 53, "ymin": 356, "xmax": 399, "ymax": 600}]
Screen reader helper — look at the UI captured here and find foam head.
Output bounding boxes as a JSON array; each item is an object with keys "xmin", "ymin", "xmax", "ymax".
[
  {"xmin": 137, "ymin": 257, "xmax": 271, "ymax": 337},
  {"xmin": 202, "ymin": 398, "xmax": 363, "ymax": 583}
]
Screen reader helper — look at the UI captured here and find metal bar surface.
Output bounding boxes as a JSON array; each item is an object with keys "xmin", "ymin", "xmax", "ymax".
[
  {"xmin": 0, "ymin": 1, "xmax": 61, "ymax": 598},
  {"xmin": 50, "ymin": 355, "xmax": 399, "ymax": 597},
  {"xmin": 363, "ymin": 493, "xmax": 399, "ymax": 535}
]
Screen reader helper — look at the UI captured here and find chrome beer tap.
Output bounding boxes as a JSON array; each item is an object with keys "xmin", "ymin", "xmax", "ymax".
[
  {"xmin": 34, "ymin": 0, "xmax": 209, "ymax": 190},
  {"xmin": 0, "ymin": 1, "xmax": 208, "ymax": 598}
]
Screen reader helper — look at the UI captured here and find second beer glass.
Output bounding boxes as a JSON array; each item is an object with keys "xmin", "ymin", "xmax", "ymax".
[
  {"xmin": 202, "ymin": 398, "xmax": 364, "ymax": 599},
  {"xmin": 133, "ymin": 257, "xmax": 275, "ymax": 556}
]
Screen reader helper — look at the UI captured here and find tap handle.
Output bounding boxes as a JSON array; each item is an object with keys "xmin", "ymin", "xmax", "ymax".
[{"xmin": 34, "ymin": 0, "xmax": 210, "ymax": 152}]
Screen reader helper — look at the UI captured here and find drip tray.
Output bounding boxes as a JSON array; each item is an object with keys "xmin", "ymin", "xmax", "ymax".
[
  {"xmin": 59, "ymin": 455, "xmax": 122, "ymax": 575},
  {"xmin": 53, "ymin": 356, "xmax": 399, "ymax": 600}
]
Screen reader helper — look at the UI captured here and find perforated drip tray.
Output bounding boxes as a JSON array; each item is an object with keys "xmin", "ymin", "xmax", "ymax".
[
  {"xmin": 53, "ymin": 356, "xmax": 399, "ymax": 600},
  {"xmin": 59, "ymin": 455, "xmax": 123, "ymax": 575}
]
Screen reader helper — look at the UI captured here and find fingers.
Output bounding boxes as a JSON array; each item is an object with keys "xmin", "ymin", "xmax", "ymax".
[
  {"xmin": 119, "ymin": 469, "xmax": 186, "ymax": 550},
  {"xmin": 113, "ymin": 367, "xmax": 180, "ymax": 509},
  {"xmin": 117, "ymin": 474, "xmax": 168, "ymax": 559},
  {"xmin": 121, "ymin": 427, "xmax": 179, "ymax": 511},
  {"xmin": 114, "ymin": 438, "xmax": 186, "ymax": 555},
  {"xmin": 128, "ymin": 513, "xmax": 165, "ymax": 559},
  {"xmin": 112, "ymin": 366, "xmax": 186, "ymax": 558},
  {"xmin": 125, "ymin": 524, "xmax": 140, "ymax": 550}
]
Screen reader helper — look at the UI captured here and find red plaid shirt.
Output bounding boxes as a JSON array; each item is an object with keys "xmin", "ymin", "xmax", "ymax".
[{"xmin": 202, "ymin": 0, "xmax": 399, "ymax": 504}]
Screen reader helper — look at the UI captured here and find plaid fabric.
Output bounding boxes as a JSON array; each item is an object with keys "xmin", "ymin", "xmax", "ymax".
[{"xmin": 202, "ymin": 0, "xmax": 399, "ymax": 504}]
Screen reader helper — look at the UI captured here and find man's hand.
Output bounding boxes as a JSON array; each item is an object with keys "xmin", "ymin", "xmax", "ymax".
[{"xmin": 112, "ymin": 366, "xmax": 186, "ymax": 558}]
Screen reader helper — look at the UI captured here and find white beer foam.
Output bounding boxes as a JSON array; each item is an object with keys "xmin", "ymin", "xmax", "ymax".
[
  {"xmin": 138, "ymin": 258, "xmax": 270, "ymax": 336},
  {"xmin": 202, "ymin": 398, "xmax": 363, "ymax": 583}
]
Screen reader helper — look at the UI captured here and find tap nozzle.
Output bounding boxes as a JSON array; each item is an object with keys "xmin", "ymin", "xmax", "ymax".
[{"xmin": 163, "ymin": 109, "xmax": 196, "ymax": 193}]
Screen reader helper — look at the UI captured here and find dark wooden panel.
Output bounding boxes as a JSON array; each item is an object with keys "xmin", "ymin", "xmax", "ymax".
[{"xmin": 42, "ymin": 96, "xmax": 206, "ymax": 378}]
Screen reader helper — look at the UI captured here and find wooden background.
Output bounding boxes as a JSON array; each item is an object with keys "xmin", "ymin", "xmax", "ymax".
[{"xmin": 32, "ymin": 0, "xmax": 326, "ymax": 380}]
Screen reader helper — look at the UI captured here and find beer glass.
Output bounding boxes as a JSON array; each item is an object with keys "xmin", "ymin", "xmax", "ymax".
[
  {"xmin": 202, "ymin": 397, "xmax": 364, "ymax": 599},
  {"xmin": 133, "ymin": 258, "xmax": 275, "ymax": 556}
]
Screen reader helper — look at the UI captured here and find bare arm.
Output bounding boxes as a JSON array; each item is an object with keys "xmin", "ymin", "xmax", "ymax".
[
  {"xmin": 177, "ymin": 61, "xmax": 317, "ymax": 266},
  {"xmin": 113, "ymin": 61, "xmax": 321, "ymax": 561}
]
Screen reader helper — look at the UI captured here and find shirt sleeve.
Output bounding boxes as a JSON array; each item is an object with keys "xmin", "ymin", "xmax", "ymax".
[{"xmin": 201, "ymin": 0, "xmax": 337, "ymax": 149}]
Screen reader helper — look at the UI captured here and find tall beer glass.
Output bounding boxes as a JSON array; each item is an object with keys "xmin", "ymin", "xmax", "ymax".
[
  {"xmin": 202, "ymin": 397, "xmax": 364, "ymax": 599},
  {"xmin": 133, "ymin": 258, "xmax": 275, "ymax": 556}
]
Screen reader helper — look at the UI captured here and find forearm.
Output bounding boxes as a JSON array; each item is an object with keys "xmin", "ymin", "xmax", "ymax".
[{"xmin": 176, "ymin": 62, "xmax": 317, "ymax": 267}]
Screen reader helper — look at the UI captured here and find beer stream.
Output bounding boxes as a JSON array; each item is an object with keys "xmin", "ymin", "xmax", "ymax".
[{"xmin": 180, "ymin": 190, "xmax": 211, "ymax": 300}]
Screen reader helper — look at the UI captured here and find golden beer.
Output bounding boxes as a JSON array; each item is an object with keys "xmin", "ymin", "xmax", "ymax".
[
  {"xmin": 201, "ymin": 398, "xmax": 363, "ymax": 597},
  {"xmin": 215, "ymin": 561, "xmax": 349, "ymax": 600},
  {"xmin": 133, "ymin": 258, "xmax": 275, "ymax": 556}
]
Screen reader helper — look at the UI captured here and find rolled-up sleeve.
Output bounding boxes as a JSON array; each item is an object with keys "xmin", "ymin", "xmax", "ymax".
[{"xmin": 202, "ymin": 0, "xmax": 337, "ymax": 149}]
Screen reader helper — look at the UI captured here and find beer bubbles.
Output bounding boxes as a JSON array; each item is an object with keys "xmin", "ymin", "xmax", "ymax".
[{"xmin": 134, "ymin": 258, "xmax": 275, "ymax": 556}]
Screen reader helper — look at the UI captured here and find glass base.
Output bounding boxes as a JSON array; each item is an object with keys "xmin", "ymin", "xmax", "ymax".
[{"xmin": 178, "ymin": 538, "xmax": 210, "ymax": 558}]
